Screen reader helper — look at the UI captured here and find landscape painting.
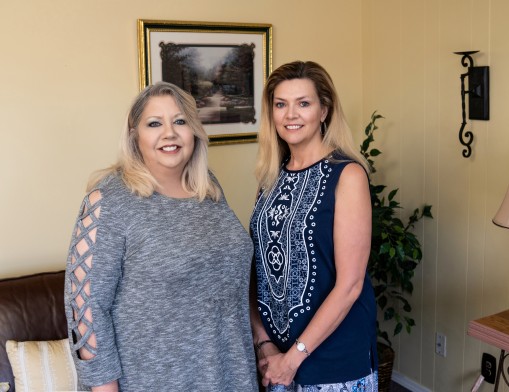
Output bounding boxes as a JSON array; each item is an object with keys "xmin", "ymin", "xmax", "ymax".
[
  {"xmin": 138, "ymin": 20, "xmax": 272, "ymax": 144},
  {"xmin": 159, "ymin": 43, "xmax": 255, "ymax": 125}
]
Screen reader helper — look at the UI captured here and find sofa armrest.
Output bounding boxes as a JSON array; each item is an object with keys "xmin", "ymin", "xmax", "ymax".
[{"xmin": 0, "ymin": 271, "xmax": 67, "ymax": 391}]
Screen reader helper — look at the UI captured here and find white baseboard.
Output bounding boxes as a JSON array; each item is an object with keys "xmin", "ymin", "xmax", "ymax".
[{"xmin": 392, "ymin": 370, "xmax": 432, "ymax": 392}]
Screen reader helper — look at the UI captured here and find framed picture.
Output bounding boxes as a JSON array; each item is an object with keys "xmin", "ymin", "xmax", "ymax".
[{"xmin": 138, "ymin": 20, "xmax": 272, "ymax": 145}]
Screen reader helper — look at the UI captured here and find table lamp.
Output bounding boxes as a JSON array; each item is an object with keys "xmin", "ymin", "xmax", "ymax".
[
  {"xmin": 468, "ymin": 185, "xmax": 509, "ymax": 391},
  {"xmin": 493, "ymin": 186, "xmax": 509, "ymax": 229}
]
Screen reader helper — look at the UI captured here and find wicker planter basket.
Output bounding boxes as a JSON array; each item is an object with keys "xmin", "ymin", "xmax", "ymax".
[{"xmin": 377, "ymin": 342, "xmax": 395, "ymax": 392}]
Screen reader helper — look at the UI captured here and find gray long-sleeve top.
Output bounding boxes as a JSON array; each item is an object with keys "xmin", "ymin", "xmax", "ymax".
[{"xmin": 64, "ymin": 174, "xmax": 258, "ymax": 391}]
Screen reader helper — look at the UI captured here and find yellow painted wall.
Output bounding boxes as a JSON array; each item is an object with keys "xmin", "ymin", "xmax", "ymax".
[
  {"xmin": 0, "ymin": 1, "xmax": 362, "ymax": 275},
  {"xmin": 363, "ymin": 0, "xmax": 509, "ymax": 391}
]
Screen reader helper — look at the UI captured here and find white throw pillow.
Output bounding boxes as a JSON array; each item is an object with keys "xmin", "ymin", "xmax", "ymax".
[{"xmin": 6, "ymin": 339, "xmax": 77, "ymax": 392}]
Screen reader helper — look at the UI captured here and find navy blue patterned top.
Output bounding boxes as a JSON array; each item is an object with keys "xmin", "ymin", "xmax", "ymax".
[{"xmin": 250, "ymin": 153, "xmax": 378, "ymax": 384}]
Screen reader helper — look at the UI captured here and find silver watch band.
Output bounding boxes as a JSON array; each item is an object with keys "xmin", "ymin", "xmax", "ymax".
[{"xmin": 295, "ymin": 339, "xmax": 310, "ymax": 356}]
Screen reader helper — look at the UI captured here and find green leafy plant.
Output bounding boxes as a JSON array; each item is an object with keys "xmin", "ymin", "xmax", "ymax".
[{"xmin": 360, "ymin": 111, "xmax": 433, "ymax": 347}]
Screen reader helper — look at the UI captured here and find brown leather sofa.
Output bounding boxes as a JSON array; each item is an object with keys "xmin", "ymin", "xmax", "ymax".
[{"xmin": 0, "ymin": 271, "xmax": 67, "ymax": 391}]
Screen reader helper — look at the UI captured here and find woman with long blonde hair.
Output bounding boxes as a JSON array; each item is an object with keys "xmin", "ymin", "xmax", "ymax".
[
  {"xmin": 65, "ymin": 82, "xmax": 258, "ymax": 391},
  {"xmin": 250, "ymin": 61, "xmax": 378, "ymax": 392}
]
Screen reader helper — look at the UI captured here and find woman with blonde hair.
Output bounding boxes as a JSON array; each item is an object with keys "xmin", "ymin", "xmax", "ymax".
[
  {"xmin": 250, "ymin": 61, "xmax": 378, "ymax": 391},
  {"xmin": 65, "ymin": 82, "xmax": 258, "ymax": 391}
]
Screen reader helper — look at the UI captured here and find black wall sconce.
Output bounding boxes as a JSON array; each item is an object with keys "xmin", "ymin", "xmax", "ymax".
[{"xmin": 454, "ymin": 51, "xmax": 490, "ymax": 158}]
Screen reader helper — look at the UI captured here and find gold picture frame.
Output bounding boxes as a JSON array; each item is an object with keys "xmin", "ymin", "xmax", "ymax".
[{"xmin": 138, "ymin": 19, "xmax": 273, "ymax": 145}]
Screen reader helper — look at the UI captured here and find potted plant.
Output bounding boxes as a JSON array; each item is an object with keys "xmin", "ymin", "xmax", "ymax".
[{"xmin": 360, "ymin": 112, "xmax": 433, "ymax": 391}]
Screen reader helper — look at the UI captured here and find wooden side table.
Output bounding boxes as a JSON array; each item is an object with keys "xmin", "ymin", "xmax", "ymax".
[{"xmin": 467, "ymin": 310, "xmax": 509, "ymax": 391}]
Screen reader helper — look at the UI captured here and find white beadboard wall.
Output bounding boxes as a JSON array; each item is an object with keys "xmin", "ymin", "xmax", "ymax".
[{"xmin": 362, "ymin": 0, "xmax": 509, "ymax": 391}]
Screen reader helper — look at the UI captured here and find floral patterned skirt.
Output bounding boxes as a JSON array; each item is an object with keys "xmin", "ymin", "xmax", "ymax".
[{"xmin": 267, "ymin": 371, "xmax": 378, "ymax": 392}]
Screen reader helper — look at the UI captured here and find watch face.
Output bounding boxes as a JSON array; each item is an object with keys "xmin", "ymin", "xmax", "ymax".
[{"xmin": 297, "ymin": 342, "xmax": 305, "ymax": 351}]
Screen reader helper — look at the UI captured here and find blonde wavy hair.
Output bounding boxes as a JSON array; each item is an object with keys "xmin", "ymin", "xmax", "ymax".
[
  {"xmin": 88, "ymin": 82, "xmax": 221, "ymax": 201},
  {"xmin": 255, "ymin": 61, "xmax": 369, "ymax": 193}
]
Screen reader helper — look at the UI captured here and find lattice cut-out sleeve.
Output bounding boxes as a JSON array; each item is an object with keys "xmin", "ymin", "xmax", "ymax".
[{"xmin": 64, "ymin": 188, "xmax": 124, "ymax": 386}]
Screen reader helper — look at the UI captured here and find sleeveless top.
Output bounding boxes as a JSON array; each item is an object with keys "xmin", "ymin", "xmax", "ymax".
[{"xmin": 250, "ymin": 154, "xmax": 378, "ymax": 385}]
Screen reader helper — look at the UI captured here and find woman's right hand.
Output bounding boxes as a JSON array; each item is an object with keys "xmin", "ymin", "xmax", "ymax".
[{"xmin": 257, "ymin": 343, "xmax": 281, "ymax": 379}]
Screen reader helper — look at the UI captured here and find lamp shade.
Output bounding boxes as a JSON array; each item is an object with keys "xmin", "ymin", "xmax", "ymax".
[{"xmin": 493, "ymin": 186, "xmax": 509, "ymax": 229}]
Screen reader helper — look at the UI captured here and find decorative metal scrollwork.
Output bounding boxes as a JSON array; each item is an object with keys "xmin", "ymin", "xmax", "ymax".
[{"xmin": 454, "ymin": 51, "xmax": 478, "ymax": 158}]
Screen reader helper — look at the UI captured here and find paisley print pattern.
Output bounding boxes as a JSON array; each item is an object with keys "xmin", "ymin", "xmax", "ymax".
[
  {"xmin": 253, "ymin": 162, "xmax": 330, "ymax": 341},
  {"xmin": 296, "ymin": 371, "xmax": 378, "ymax": 391},
  {"xmin": 251, "ymin": 155, "xmax": 378, "ymax": 386},
  {"xmin": 266, "ymin": 371, "xmax": 378, "ymax": 392}
]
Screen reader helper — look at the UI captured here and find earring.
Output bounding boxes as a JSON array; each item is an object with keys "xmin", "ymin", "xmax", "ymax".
[{"xmin": 321, "ymin": 122, "xmax": 327, "ymax": 136}]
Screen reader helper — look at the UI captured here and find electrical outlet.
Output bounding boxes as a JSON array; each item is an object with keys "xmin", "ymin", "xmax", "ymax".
[
  {"xmin": 481, "ymin": 353, "xmax": 496, "ymax": 384},
  {"xmin": 435, "ymin": 332, "xmax": 446, "ymax": 357}
]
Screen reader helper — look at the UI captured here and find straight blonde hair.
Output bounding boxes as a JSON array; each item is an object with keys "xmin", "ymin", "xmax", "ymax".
[
  {"xmin": 255, "ymin": 61, "xmax": 369, "ymax": 193},
  {"xmin": 88, "ymin": 82, "xmax": 221, "ymax": 201}
]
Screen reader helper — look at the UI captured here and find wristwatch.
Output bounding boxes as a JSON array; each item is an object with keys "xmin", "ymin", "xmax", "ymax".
[{"xmin": 295, "ymin": 339, "xmax": 310, "ymax": 356}]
